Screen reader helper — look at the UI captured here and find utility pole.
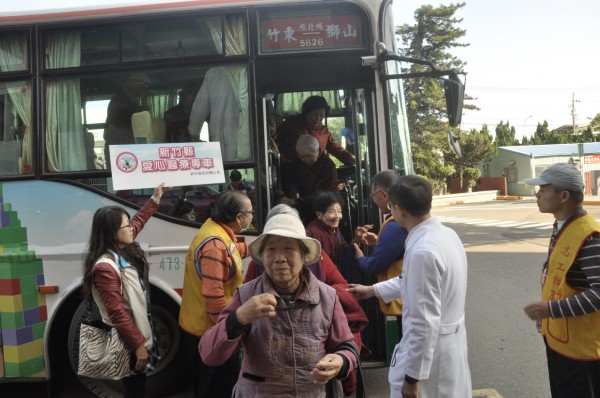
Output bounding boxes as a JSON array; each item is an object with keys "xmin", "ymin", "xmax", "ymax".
[{"xmin": 572, "ymin": 93, "xmax": 580, "ymax": 135}]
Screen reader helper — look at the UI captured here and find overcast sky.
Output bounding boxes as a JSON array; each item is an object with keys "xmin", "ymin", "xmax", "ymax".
[{"xmin": 3, "ymin": 0, "xmax": 600, "ymax": 139}]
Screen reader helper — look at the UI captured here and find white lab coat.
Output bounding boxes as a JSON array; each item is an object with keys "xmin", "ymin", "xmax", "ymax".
[
  {"xmin": 188, "ymin": 66, "xmax": 249, "ymax": 161},
  {"xmin": 376, "ymin": 217, "xmax": 472, "ymax": 398}
]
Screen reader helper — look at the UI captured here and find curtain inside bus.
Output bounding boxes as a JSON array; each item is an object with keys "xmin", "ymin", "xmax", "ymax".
[
  {"xmin": 275, "ymin": 91, "xmax": 345, "ymax": 117},
  {"xmin": 0, "ymin": 33, "xmax": 32, "ymax": 174},
  {"xmin": 0, "ymin": 33, "xmax": 28, "ymax": 72},
  {"xmin": 0, "ymin": 81, "xmax": 30, "ymax": 175},
  {"xmin": 207, "ymin": 15, "xmax": 246, "ymax": 56},
  {"xmin": 147, "ymin": 94, "xmax": 177, "ymax": 121},
  {"xmin": 203, "ymin": 16, "xmax": 249, "ymax": 160},
  {"xmin": 45, "ymin": 30, "xmax": 87, "ymax": 172}
]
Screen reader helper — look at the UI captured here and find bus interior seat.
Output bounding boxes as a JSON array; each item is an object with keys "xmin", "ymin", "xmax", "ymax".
[
  {"xmin": 149, "ymin": 118, "xmax": 166, "ymax": 143},
  {"xmin": 132, "ymin": 111, "xmax": 151, "ymax": 143}
]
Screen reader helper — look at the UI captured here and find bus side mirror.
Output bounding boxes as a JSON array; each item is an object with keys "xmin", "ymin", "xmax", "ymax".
[{"xmin": 444, "ymin": 71, "xmax": 464, "ymax": 127}]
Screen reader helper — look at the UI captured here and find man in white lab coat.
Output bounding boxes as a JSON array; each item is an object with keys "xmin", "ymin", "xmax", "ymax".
[
  {"xmin": 348, "ymin": 175, "xmax": 472, "ymax": 398},
  {"xmin": 187, "ymin": 65, "xmax": 249, "ymax": 161}
]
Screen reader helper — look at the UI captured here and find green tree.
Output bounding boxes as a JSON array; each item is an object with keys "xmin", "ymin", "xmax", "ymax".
[
  {"xmin": 495, "ymin": 121, "xmax": 518, "ymax": 146},
  {"xmin": 530, "ymin": 121, "xmax": 556, "ymax": 144},
  {"xmin": 581, "ymin": 126, "xmax": 596, "ymax": 143},
  {"xmin": 397, "ymin": 2, "xmax": 471, "ymax": 189},
  {"xmin": 463, "ymin": 167, "xmax": 481, "ymax": 190},
  {"xmin": 411, "ymin": 131, "xmax": 455, "ymax": 194},
  {"xmin": 526, "ymin": 121, "xmax": 589, "ymax": 144},
  {"xmin": 445, "ymin": 126, "xmax": 496, "ymax": 191},
  {"xmin": 589, "ymin": 113, "xmax": 600, "ymax": 129}
]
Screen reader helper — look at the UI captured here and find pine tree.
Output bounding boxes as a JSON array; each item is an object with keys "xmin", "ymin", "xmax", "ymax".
[
  {"xmin": 495, "ymin": 121, "xmax": 518, "ymax": 146},
  {"xmin": 397, "ymin": 3, "xmax": 475, "ymax": 190}
]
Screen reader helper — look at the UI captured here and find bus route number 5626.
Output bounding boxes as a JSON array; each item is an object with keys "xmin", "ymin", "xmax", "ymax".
[{"xmin": 300, "ymin": 38, "xmax": 324, "ymax": 47}]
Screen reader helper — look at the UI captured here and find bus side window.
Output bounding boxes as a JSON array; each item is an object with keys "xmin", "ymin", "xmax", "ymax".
[
  {"xmin": 163, "ymin": 83, "xmax": 200, "ymax": 143},
  {"xmin": 103, "ymin": 74, "xmax": 151, "ymax": 165},
  {"xmin": 0, "ymin": 89, "xmax": 28, "ymax": 176},
  {"xmin": 83, "ymin": 129, "xmax": 96, "ymax": 170}
]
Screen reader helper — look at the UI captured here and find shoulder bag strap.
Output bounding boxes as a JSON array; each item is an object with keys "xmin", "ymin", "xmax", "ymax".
[
  {"xmin": 334, "ymin": 341, "xmax": 366, "ymax": 398},
  {"xmin": 194, "ymin": 236, "xmax": 236, "ymax": 280}
]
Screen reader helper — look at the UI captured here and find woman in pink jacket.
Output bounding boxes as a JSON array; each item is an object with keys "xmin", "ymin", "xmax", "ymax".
[{"xmin": 200, "ymin": 213, "xmax": 359, "ymax": 397}]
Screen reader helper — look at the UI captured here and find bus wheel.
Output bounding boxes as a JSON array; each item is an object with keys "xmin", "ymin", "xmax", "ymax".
[
  {"xmin": 67, "ymin": 301, "xmax": 120, "ymax": 397},
  {"xmin": 145, "ymin": 302, "xmax": 188, "ymax": 396},
  {"xmin": 67, "ymin": 297, "xmax": 188, "ymax": 397}
]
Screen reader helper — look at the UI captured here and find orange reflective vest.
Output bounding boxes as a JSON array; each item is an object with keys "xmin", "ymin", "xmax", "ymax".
[{"xmin": 179, "ymin": 218, "xmax": 243, "ymax": 337}]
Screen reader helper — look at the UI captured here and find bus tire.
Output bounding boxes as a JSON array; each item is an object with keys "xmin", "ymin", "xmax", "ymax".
[{"xmin": 67, "ymin": 292, "xmax": 188, "ymax": 397}]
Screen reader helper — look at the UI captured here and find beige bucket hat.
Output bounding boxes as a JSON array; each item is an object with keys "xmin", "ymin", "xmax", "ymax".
[{"xmin": 249, "ymin": 214, "xmax": 321, "ymax": 265}]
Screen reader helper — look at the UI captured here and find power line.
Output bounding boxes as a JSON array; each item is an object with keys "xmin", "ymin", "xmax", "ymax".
[{"xmin": 466, "ymin": 86, "xmax": 600, "ymax": 93}]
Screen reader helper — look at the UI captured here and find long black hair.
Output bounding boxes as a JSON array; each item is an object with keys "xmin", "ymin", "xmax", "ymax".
[{"xmin": 82, "ymin": 206, "xmax": 148, "ymax": 303}]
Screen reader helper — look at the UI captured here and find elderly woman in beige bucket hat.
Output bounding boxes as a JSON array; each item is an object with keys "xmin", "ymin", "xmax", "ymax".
[{"xmin": 199, "ymin": 213, "xmax": 359, "ymax": 397}]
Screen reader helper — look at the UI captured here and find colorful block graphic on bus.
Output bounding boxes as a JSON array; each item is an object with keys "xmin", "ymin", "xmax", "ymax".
[{"xmin": 0, "ymin": 183, "xmax": 47, "ymax": 378}]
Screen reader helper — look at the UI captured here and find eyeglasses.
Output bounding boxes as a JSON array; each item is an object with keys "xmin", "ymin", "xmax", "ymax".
[
  {"xmin": 119, "ymin": 224, "xmax": 131, "ymax": 229},
  {"xmin": 370, "ymin": 190, "xmax": 385, "ymax": 198}
]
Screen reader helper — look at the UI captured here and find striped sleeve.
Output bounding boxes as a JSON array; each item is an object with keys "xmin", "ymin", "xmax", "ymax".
[
  {"xmin": 235, "ymin": 239, "xmax": 249, "ymax": 259},
  {"xmin": 549, "ymin": 233, "xmax": 600, "ymax": 318},
  {"xmin": 199, "ymin": 239, "xmax": 231, "ymax": 323}
]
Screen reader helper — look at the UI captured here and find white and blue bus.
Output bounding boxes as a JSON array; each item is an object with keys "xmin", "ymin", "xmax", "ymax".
[{"xmin": 0, "ymin": 0, "xmax": 463, "ymax": 395}]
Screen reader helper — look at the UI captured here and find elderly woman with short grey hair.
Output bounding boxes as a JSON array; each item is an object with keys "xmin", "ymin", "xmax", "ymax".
[
  {"xmin": 200, "ymin": 213, "xmax": 359, "ymax": 397},
  {"xmin": 280, "ymin": 134, "xmax": 339, "ymax": 224}
]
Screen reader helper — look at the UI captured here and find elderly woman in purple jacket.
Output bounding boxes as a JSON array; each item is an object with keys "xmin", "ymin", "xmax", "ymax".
[{"xmin": 199, "ymin": 213, "xmax": 359, "ymax": 397}]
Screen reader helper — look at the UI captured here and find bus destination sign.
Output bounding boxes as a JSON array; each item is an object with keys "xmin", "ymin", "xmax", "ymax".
[{"xmin": 260, "ymin": 14, "xmax": 363, "ymax": 53}]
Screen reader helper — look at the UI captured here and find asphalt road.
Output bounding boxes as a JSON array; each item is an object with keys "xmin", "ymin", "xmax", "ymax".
[{"xmin": 357, "ymin": 198, "xmax": 596, "ymax": 398}]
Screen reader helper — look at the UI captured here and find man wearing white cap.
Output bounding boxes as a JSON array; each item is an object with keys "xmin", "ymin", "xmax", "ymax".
[{"xmin": 523, "ymin": 163, "xmax": 600, "ymax": 398}]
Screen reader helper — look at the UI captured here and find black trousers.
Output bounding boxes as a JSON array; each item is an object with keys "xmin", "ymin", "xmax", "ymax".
[
  {"xmin": 182, "ymin": 329, "xmax": 241, "ymax": 398},
  {"xmin": 546, "ymin": 342, "xmax": 600, "ymax": 398}
]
